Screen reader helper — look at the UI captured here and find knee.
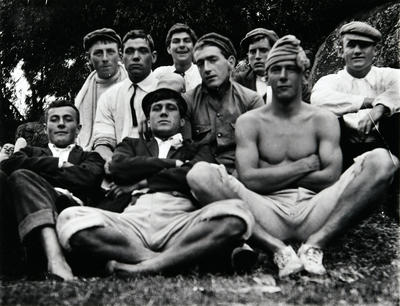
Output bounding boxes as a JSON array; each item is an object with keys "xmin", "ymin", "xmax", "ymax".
[
  {"xmin": 8, "ymin": 169, "xmax": 36, "ymax": 184},
  {"xmin": 364, "ymin": 149, "xmax": 398, "ymax": 182},
  {"xmin": 186, "ymin": 161, "xmax": 214, "ymax": 191}
]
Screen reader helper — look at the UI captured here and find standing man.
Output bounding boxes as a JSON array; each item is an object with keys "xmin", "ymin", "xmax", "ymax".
[
  {"xmin": 153, "ymin": 23, "xmax": 201, "ymax": 92},
  {"xmin": 93, "ymin": 29, "xmax": 158, "ymax": 170},
  {"xmin": 56, "ymin": 88, "xmax": 253, "ymax": 276},
  {"xmin": 234, "ymin": 28, "xmax": 279, "ymax": 102},
  {"xmin": 311, "ymin": 21, "xmax": 400, "ymax": 168},
  {"xmin": 188, "ymin": 35, "xmax": 398, "ymax": 278},
  {"xmin": 75, "ymin": 28, "xmax": 127, "ymax": 151},
  {"xmin": 186, "ymin": 32, "xmax": 264, "ymax": 175},
  {"xmin": 0, "ymin": 100, "xmax": 104, "ymax": 280}
]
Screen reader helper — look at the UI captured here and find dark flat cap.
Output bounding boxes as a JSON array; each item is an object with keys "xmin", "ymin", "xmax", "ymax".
[
  {"xmin": 83, "ymin": 28, "xmax": 122, "ymax": 51},
  {"xmin": 339, "ymin": 21, "xmax": 381, "ymax": 43},
  {"xmin": 194, "ymin": 32, "xmax": 237, "ymax": 58},
  {"xmin": 165, "ymin": 23, "xmax": 197, "ymax": 47},
  {"xmin": 240, "ymin": 28, "xmax": 279, "ymax": 50},
  {"xmin": 142, "ymin": 88, "xmax": 187, "ymax": 118}
]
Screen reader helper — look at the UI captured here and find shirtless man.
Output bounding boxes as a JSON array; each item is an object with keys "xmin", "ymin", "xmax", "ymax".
[{"xmin": 187, "ymin": 35, "xmax": 398, "ymax": 278}]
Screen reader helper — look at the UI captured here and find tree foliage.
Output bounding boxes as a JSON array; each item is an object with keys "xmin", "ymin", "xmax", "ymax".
[{"xmin": 0, "ymin": 0, "xmax": 393, "ymax": 142}]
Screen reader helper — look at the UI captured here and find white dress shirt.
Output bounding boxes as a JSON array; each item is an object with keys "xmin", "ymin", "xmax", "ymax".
[
  {"xmin": 93, "ymin": 72, "xmax": 157, "ymax": 149},
  {"xmin": 311, "ymin": 66, "xmax": 400, "ymax": 142},
  {"xmin": 48, "ymin": 143, "xmax": 75, "ymax": 168}
]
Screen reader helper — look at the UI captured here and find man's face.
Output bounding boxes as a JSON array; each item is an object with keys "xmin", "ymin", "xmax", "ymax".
[
  {"xmin": 268, "ymin": 60, "xmax": 303, "ymax": 102},
  {"xmin": 168, "ymin": 32, "xmax": 194, "ymax": 65},
  {"xmin": 45, "ymin": 106, "xmax": 81, "ymax": 148},
  {"xmin": 194, "ymin": 45, "xmax": 233, "ymax": 90},
  {"xmin": 148, "ymin": 99, "xmax": 184, "ymax": 139},
  {"xmin": 248, "ymin": 38, "xmax": 272, "ymax": 76},
  {"xmin": 341, "ymin": 36, "xmax": 375, "ymax": 77},
  {"xmin": 123, "ymin": 38, "xmax": 157, "ymax": 83},
  {"xmin": 88, "ymin": 41, "xmax": 120, "ymax": 79}
]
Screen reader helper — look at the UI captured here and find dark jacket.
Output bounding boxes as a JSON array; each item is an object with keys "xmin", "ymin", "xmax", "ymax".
[
  {"xmin": 0, "ymin": 145, "xmax": 105, "ymax": 202},
  {"xmin": 110, "ymin": 137, "xmax": 216, "ymax": 197},
  {"xmin": 233, "ymin": 67, "xmax": 257, "ymax": 92}
]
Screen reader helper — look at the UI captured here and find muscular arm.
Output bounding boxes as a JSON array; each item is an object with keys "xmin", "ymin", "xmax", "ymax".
[
  {"xmin": 296, "ymin": 111, "xmax": 342, "ymax": 192},
  {"xmin": 235, "ymin": 114, "xmax": 319, "ymax": 194}
]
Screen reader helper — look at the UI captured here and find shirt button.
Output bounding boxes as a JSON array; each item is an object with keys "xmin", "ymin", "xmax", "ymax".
[
  {"xmin": 216, "ymin": 113, "xmax": 221, "ymax": 118},
  {"xmin": 217, "ymin": 133, "xmax": 222, "ymax": 137}
]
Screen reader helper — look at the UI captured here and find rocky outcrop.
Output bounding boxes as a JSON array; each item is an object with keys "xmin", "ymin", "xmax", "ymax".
[{"xmin": 310, "ymin": 2, "xmax": 400, "ymax": 87}]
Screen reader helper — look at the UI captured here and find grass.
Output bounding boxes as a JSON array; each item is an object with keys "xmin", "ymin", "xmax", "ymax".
[{"xmin": 1, "ymin": 211, "xmax": 398, "ymax": 305}]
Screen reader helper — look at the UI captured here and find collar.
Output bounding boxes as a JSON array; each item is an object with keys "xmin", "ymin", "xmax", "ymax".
[
  {"xmin": 129, "ymin": 71, "xmax": 157, "ymax": 92},
  {"xmin": 155, "ymin": 133, "xmax": 183, "ymax": 147},
  {"xmin": 256, "ymin": 75, "xmax": 267, "ymax": 82},
  {"xmin": 342, "ymin": 65, "xmax": 377, "ymax": 87},
  {"xmin": 48, "ymin": 143, "xmax": 76, "ymax": 152}
]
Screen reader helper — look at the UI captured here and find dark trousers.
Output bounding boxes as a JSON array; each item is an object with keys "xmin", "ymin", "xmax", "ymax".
[
  {"xmin": 8, "ymin": 169, "xmax": 77, "ymax": 242},
  {"xmin": 0, "ymin": 170, "xmax": 24, "ymax": 277}
]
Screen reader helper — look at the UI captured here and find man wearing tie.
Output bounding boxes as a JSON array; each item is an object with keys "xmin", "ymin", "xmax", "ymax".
[{"xmin": 93, "ymin": 29, "xmax": 158, "ymax": 173}]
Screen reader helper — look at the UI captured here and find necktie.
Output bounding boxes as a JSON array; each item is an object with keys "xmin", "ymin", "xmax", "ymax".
[{"xmin": 130, "ymin": 84, "xmax": 138, "ymax": 127}]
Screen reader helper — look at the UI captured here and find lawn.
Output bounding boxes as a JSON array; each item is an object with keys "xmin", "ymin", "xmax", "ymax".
[{"xmin": 1, "ymin": 211, "xmax": 398, "ymax": 305}]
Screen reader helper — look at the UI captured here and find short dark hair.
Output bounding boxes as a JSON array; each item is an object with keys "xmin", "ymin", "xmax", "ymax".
[
  {"xmin": 165, "ymin": 23, "xmax": 197, "ymax": 47},
  {"xmin": 122, "ymin": 29, "xmax": 155, "ymax": 51},
  {"xmin": 45, "ymin": 100, "xmax": 80, "ymax": 124}
]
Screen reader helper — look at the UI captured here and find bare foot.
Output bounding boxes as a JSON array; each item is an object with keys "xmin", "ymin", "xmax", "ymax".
[{"xmin": 47, "ymin": 259, "xmax": 74, "ymax": 281}]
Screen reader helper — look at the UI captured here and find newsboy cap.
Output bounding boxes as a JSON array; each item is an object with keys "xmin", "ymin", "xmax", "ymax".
[
  {"xmin": 142, "ymin": 88, "xmax": 187, "ymax": 118},
  {"xmin": 83, "ymin": 28, "xmax": 122, "ymax": 51},
  {"xmin": 240, "ymin": 28, "xmax": 279, "ymax": 50},
  {"xmin": 339, "ymin": 21, "xmax": 381, "ymax": 43},
  {"xmin": 194, "ymin": 32, "xmax": 237, "ymax": 59}
]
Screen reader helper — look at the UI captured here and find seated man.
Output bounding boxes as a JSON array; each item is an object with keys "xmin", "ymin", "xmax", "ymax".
[
  {"xmin": 0, "ymin": 100, "xmax": 105, "ymax": 280},
  {"xmin": 187, "ymin": 35, "xmax": 398, "ymax": 278},
  {"xmin": 56, "ymin": 88, "xmax": 254, "ymax": 275},
  {"xmin": 311, "ymin": 21, "xmax": 400, "ymax": 169}
]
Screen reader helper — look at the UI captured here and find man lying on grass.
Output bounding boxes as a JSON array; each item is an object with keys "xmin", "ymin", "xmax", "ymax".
[
  {"xmin": 56, "ymin": 87, "xmax": 254, "ymax": 275},
  {"xmin": 187, "ymin": 35, "xmax": 399, "ymax": 278}
]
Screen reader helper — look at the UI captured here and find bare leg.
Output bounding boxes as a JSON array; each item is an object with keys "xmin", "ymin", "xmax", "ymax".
[
  {"xmin": 110, "ymin": 216, "xmax": 246, "ymax": 275},
  {"xmin": 187, "ymin": 162, "xmax": 287, "ymax": 253},
  {"xmin": 70, "ymin": 226, "xmax": 157, "ymax": 264},
  {"xmin": 40, "ymin": 227, "xmax": 73, "ymax": 280},
  {"xmin": 306, "ymin": 149, "xmax": 399, "ymax": 248}
]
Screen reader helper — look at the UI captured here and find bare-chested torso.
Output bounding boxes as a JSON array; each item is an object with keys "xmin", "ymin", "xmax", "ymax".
[{"xmin": 255, "ymin": 103, "xmax": 320, "ymax": 167}]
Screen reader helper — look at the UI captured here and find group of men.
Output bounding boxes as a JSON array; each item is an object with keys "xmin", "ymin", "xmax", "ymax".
[{"xmin": 0, "ymin": 20, "xmax": 398, "ymax": 281}]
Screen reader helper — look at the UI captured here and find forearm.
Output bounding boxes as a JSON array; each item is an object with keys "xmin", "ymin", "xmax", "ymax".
[
  {"xmin": 296, "ymin": 169, "xmax": 340, "ymax": 192},
  {"xmin": 240, "ymin": 160, "xmax": 314, "ymax": 194}
]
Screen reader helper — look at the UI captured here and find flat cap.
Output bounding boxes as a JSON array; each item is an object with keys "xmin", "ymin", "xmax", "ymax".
[
  {"xmin": 83, "ymin": 28, "xmax": 122, "ymax": 51},
  {"xmin": 142, "ymin": 88, "xmax": 187, "ymax": 118},
  {"xmin": 339, "ymin": 21, "xmax": 381, "ymax": 43},
  {"xmin": 240, "ymin": 28, "xmax": 279, "ymax": 50},
  {"xmin": 166, "ymin": 23, "xmax": 197, "ymax": 47},
  {"xmin": 266, "ymin": 35, "xmax": 310, "ymax": 71},
  {"xmin": 194, "ymin": 32, "xmax": 237, "ymax": 58}
]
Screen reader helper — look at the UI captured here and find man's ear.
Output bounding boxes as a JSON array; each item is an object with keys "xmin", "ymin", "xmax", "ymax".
[
  {"xmin": 76, "ymin": 123, "xmax": 82, "ymax": 136},
  {"xmin": 180, "ymin": 118, "xmax": 185, "ymax": 128},
  {"xmin": 43, "ymin": 123, "xmax": 48, "ymax": 135},
  {"xmin": 152, "ymin": 50, "xmax": 158, "ymax": 64},
  {"xmin": 337, "ymin": 42, "xmax": 344, "ymax": 58},
  {"xmin": 227, "ymin": 55, "xmax": 236, "ymax": 68},
  {"xmin": 167, "ymin": 45, "xmax": 172, "ymax": 55}
]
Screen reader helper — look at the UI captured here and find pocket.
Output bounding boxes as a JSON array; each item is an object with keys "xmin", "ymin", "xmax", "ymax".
[{"xmin": 192, "ymin": 124, "xmax": 211, "ymax": 141}]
